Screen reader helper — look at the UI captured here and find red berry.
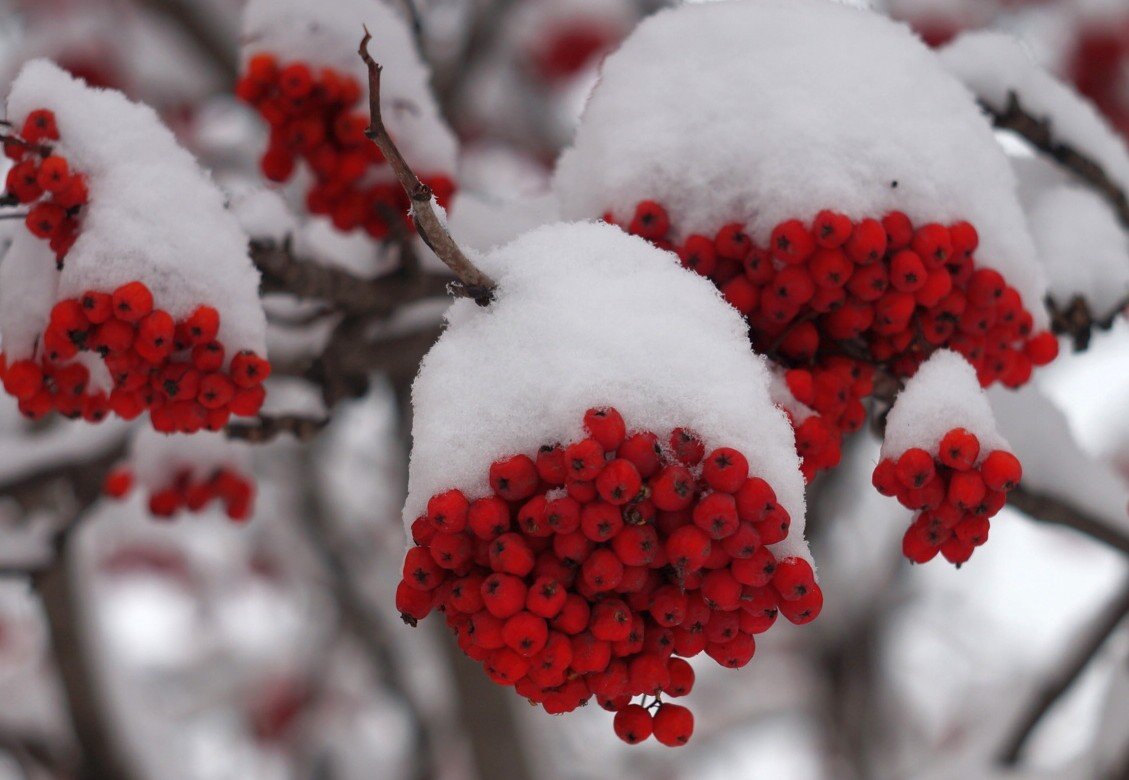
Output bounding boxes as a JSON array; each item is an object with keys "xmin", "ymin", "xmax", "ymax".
[
  {"xmin": 895, "ymin": 448, "xmax": 935, "ymax": 489},
  {"xmin": 595, "ymin": 459, "xmax": 642, "ymax": 505},
  {"xmin": 489, "ymin": 455, "xmax": 538, "ymax": 501},
  {"xmin": 771, "ymin": 219, "xmax": 815, "ymax": 265},
  {"xmin": 939, "ymin": 428, "xmax": 980, "ymax": 471},
  {"xmin": 981, "ymin": 450, "xmax": 1021, "ymax": 491},
  {"xmin": 112, "ymin": 281, "xmax": 154, "ymax": 322},
  {"xmin": 629, "ymin": 200, "xmax": 670, "ymax": 240},
  {"xmin": 613, "ymin": 705, "xmax": 653, "ymax": 744},
  {"xmin": 584, "ymin": 407, "xmax": 626, "ymax": 451},
  {"xmin": 652, "ymin": 703, "xmax": 694, "ymax": 747},
  {"xmin": 22, "ymin": 109, "xmax": 59, "ymax": 142},
  {"xmin": 427, "ymin": 489, "xmax": 470, "ymax": 532}
]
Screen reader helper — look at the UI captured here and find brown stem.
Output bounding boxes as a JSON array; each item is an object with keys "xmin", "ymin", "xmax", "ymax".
[
  {"xmin": 358, "ymin": 30, "xmax": 496, "ymax": 305},
  {"xmin": 998, "ymin": 580, "xmax": 1129, "ymax": 765},
  {"xmin": 1007, "ymin": 485, "xmax": 1129, "ymax": 557}
]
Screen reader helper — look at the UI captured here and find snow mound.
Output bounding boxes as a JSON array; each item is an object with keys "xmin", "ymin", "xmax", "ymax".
[
  {"xmin": 1027, "ymin": 185, "xmax": 1129, "ymax": 314},
  {"xmin": 2, "ymin": 59, "xmax": 266, "ymax": 361},
  {"xmin": 241, "ymin": 0, "xmax": 457, "ymax": 177},
  {"xmin": 554, "ymin": 0, "xmax": 1048, "ymax": 324},
  {"xmin": 882, "ymin": 349, "xmax": 1008, "ymax": 460},
  {"xmin": 405, "ymin": 221, "xmax": 811, "ymax": 561},
  {"xmin": 939, "ymin": 31, "xmax": 1129, "ymax": 210}
]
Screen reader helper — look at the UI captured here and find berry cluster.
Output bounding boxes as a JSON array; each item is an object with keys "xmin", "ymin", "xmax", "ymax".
[
  {"xmin": 872, "ymin": 428, "xmax": 1021, "ymax": 566},
  {"xmin": 0, "ymin": 281, "xmax": 270, "ymax": 431},
  {"xmin": 396, "ymin": 407, "xmax": 822, "ymax": 746},
  {"xmin": 531, "ymin": 22, "xmax": 618, "ymax": 83},
  {"xmin": 236, "ymin": 54, "xmax": 455, "ymax": 237},
  {"xmin": 3, "ymin": 109, "xmax": 89, "ymax": 267},
  {"xmin": 607, "ymin": 202, "xmax": 1059, "ymax": 479},
  {"xmin": 104, "ymin": 464, "xmax": 255, "ymax": 521}
]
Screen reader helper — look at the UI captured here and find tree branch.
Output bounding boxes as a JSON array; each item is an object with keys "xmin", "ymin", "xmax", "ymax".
[
  {"xmin": 225, "ymin": 414, "xmax": 329, "ymax": 443},
  {"xmin": 358, "ymin": 30, "xmax": 496, "ymax": 305},
  {"xmin": 986, "ymin": 91, "xmax": 1129, "ymax": 231},
  {"xmin": 250, "ymin": 239, "xmax": 454, "ymax": 315},
  {"xmin": 998, "ymin": 579, "xmax": 1129, "ymax": 765},
  {"xmin": 1008, "ymin": 485, "xmax": 1129, "ymax": 557}
]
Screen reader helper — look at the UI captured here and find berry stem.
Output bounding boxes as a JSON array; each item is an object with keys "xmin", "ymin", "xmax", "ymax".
[{"xmin": 358, "ymin": 29, "xmax": 497, "ymax": 306}]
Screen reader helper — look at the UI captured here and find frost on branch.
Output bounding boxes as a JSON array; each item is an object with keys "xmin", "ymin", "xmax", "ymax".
[
  {"xmin": 873, "ymin": 350, "xmax": 1020, "ymax": 566},
  {"xmin": 104, "ymin": 428, "xmax": 256, "ymax": 522},
  {"xmin": 938, "ymin": 30, "xmax": 1129, "ymax": 216},
  {"xmin": 399, "ymin": 222, "xmax": 818, "ymax": 745},
  {"xmin": 239, "ymin": 0, "xmax": 458, "ymax": 238},
  {"xmin": 553, "ymin": 0, "xmax": 1057, "ymax": 480},
  {"xmin": 0, "ymin": 60, "xmax": 269, "ymax": 432}
]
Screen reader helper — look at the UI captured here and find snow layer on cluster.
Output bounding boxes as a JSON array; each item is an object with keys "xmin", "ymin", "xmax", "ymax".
[
  {"xmin": 939, "ymin": 31, "xmax": 1129, "ymax": 208},
  {"xmin": 406, "ymin": 221, "xmax": 811, "ymax": 561},
  {"xmin": 1027, "ymin": 186, "xmax": 1129, "ymax": 313},
  {"xmin": 554, "ymin": 0, "xmax": 1048, "ymax": 324},
  {"xmin": 3, "ymin": 60, "xmax": 267, "ymax": 359},
  {"xmin": 241, "ymin": 0, "xmax": 457, "ymax": 176},
  {"xmin": 882, "ymin": 350, "xmax": 1008, "ymax": 460},
  {"xmin": 129, "ymin": 428, "xmax": 251, "ymax": 491}
]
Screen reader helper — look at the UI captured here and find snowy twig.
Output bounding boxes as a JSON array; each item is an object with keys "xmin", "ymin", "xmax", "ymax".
[
  {"xmin": 998, "ymin": 579, "xmax": 1129, "ymax": 765},
  {"xmin": 986, "ymin": 92, "xmax": 1129, "ymax": 231},
  {"xmin": 1008, "ymin": 485, "xmax": 1129, "ymax": 556},
  {"xmin": 358, "ymin": 30, "xmax": 496, "ymax": 305},
  {"xmin": 250, "ymin": 238, "xmax": 451, "ymax": 315},
  {"xmin": 226, "ymin": 414, "xmax": 329, "ymax": 443},
  {"xmin": 1046, "ymin": 292, "xmax": 1129, "ymax": 352}
]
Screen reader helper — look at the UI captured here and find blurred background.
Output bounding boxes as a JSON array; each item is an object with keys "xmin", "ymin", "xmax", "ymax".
[{"xmin": 0, "ymin": 0, "xmax": 1127, "ymax": 778}]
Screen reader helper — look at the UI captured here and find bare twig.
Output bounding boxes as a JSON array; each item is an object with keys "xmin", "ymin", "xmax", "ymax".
[
  {"xmin": 1008, "ymin": 485, "xmax": 1129, "ymax": 557},
  {"xmin": 986, "ymin": 91, "xmax": 1129, "ymax": 231},
  {"xmin": 226, "ymin": 414, "xmax": 329, "ymax": 443},
  {"xmin": 999, "ymin": 579, "xmax": 1129, "ymax": 765},
  {"xmin": 358, "ymin": 30, "xmax": 496, "ymax": 305},
  {"xmin": 250, "ymin": 239, "xmax": 454, "ymax": 315}
]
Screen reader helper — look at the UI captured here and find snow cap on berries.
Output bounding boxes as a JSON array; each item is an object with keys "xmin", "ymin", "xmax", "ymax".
[
  {"xmin": 2, "ymin": 60, "xmax": 267, "ymax": 362},
  {"xmin": 241, "ymin": 0, "xmax": 457, "ymax": 176},
  {"xmin": 881, "ymin": 349, "xmax": 1008, "ymax": 462},
  {"xmin": 553, "ymin": 0, "xmax": 1048, "ymax": 325},
  {"xmin": 405, "ymin": 221, "xmax": 811, "ymax": 561}
]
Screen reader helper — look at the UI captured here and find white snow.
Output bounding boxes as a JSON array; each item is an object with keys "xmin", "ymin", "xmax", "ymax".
[
  {"xmin": 129, "ymin": 428, "xmax": 252, "ymax": 491},
  {"xmin": 939, "ymin": 30, "xmax": 1129, "ymax": 220},
  {"xmin": 553, "ymin": 0, "xmax": 1049, "ymax": 326},
  {"xmin": 1027, "ymin": 186, "xmax": 1129, "ymax": 314},
  {"xmin": 3, "ymin": 60, "xmax": 267, "ymax": 361},
  {"xmin": 882, "ymin": 349, "xmax": 1009, "ymax": 460},
  {"xmin": 989, "ymin": 383, "xmax": 1129, "ymax": 536},
  {"xmin": 0, "ymin": 230, "xmax": 58, "ymax": 361},
  {"xmin": 241, "ymin": 0, "xmax": 457, "ymax": 178},
  {"xmin": 405, "ymin": 221, "xmax": 811, "ymax": 561}
]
